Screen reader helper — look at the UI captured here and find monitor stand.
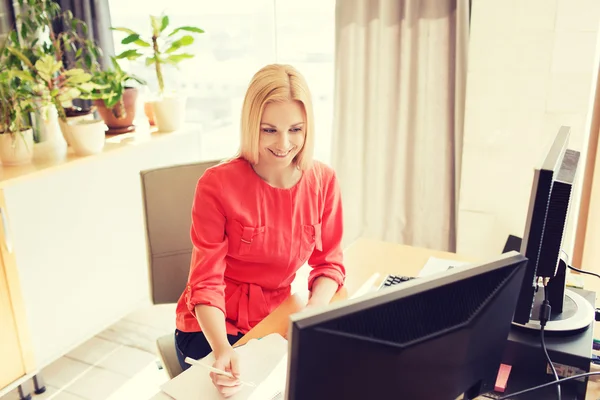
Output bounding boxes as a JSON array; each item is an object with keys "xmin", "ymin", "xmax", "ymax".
[
  {"xmin": 513, "ymin": 288, "xmax": 594, "ymax": 333},
  {"xmin": 500, "ymin": 288, "xmax": 596, "ymax": 399},
  {"xmin": 511, "ymin": 260, "xmax": 595, "ymax": 333}
]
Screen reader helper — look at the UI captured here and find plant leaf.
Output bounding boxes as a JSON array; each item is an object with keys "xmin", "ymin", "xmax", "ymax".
[
  {"xmin": 164, "ymin": 53, "xmax": 194, "ymax": 64},
  {"xmin": 160, "ymin": 15, "xmax": 169, "ymax": 32},
  {"xmin": 57, "ymin": 87, "xmax": 81, "ymax": 103},
  {"xmin": 145, "ymin": 56, "xmax": 156, "ymax": 67},
  {"xmin": 127, "ymin": 75, "xmax": 147, "ymax": 86},
  {"xmin": 65, "ymin": 70, "xmax": 92, "ymax": 84},
  {"xmin": 134, "ymin": 38, "xmax": 151, "ymax": 47},
  {"xmin": 165, "ymin": 35, "xmax": 194, "ymax": 53},
  {"xmin": 110, "ymin": 56, "xmax": 121, "ymax": 71},
  {"xmin": 168, "ymin": 26, "xmax": 205, "ymax": 37},
  {"xmin": 35, "ymin": 55, "xmax": 62, "ymax": 83},
  {"xmin": 115, "ymin": 49, "xmax": 143, "ymax": 60},
  {"xmin": 122, "ymin": 34, "xmax": 140, "ymax": 45},
  {"xmin": 150, "ymin": 15, "xmax": 162, "ymax": 35},
  {"xmin": 78, "ymin": 82, "xmax": 107, "ymax": 92},
  {"xmin": 10, "ymin": 70, "xmax": 34, "ymax": 82},
  {"xmin": 8, "ymin": 30, "xmax": 18, "ymax": 44},
  {"xmin": 111, "ymin": 27, "xmax": 139, "ymax": 36},
  {"xmin": 6, "ymin": 46, "xmax": 34, "ymax": 69}
]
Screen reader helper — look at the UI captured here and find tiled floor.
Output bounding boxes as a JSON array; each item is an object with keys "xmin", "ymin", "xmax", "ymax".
[
  {"xmin": 1, "ymin": 304, "xmax": 175, "ymax": 400},
  {"xmin": 2, "ymin": 265, "xmax": 312, "ymax": 400}
]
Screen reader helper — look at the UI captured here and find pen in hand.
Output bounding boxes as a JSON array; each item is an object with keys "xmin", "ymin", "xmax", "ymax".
[{"xmin": 184, "ymin": 357, "xmax": 257, "ymax": 387}]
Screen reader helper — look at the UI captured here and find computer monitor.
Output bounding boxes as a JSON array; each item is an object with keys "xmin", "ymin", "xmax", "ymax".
[
  {"xmin": 285, "ymin": 252, "xmax": 528, "ymax": 400},
  {"xmin": 510, "ymin": 126, "xmax": 594, "ymax": 332}
]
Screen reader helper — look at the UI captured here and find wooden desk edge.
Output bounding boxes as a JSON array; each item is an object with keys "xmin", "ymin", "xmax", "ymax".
[{"xmin": 233, "ymin": 287, "xmax": 349, "ymax": 347}]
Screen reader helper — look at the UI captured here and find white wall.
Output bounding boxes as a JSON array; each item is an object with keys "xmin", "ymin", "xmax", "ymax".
[{"xmin": 458, "ymin": 0, "xmax": 600, "ymax": 259}]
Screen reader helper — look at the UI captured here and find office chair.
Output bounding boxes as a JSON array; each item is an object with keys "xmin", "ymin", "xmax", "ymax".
[{"xmin": 140, "ymin": 160, "xmax": 220, "ymax": 379}]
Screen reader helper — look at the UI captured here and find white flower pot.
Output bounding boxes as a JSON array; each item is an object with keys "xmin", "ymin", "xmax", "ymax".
[
  {"xmin": 33, "ymin": 105, "xmax": 68, "ymax": 163},
  {"xmin": 59, "ymin": 113, "xmax": 95, "ymax": 146},
  {"xmin": 69, "ymin": 119, "xmax": 107, "ymax": 156},
  {"xmin": 150, "ymin": 96, "xmax": 187, "ymax": 132},
  {"xmin": 0, "ymin": 129, "xmax": 34, "ymax": 166}
]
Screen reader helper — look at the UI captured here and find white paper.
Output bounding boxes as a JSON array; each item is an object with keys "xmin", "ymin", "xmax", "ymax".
[
  {"xmin": 350, "ymin": 273, "xmax": 381, "ymax": 299},
  {"xmin": 247, "ymin": 355, "xmax": 288, "ymax": 400},
  {"xmin": 418, "ymin": 256, "xmax": 471, "ymax": 278},
  {"xmin": 160, "ymin": 333, "xmax": 288, "ymax": 400}
]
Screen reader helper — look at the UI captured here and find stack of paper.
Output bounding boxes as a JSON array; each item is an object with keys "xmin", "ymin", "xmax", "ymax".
[
  {"xmin": 418, "ymin": 257, "xmax": 472, "ymax": 277},
  {"xmin": 160, "ymin": 333, "xmax": 288, "ymax": 400}
]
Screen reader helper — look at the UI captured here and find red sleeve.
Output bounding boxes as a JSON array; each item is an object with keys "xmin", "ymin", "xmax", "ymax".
[
  {"xmin": 184, "ymin": 168, "xmax": 228, "ymax": 317},
  {"xmin": 308, "ymin": 169, "xmax": 346, "ymax": 291}
]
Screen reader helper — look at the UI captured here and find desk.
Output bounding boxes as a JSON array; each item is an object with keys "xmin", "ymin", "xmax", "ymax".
[
  {"xmin": 155, "ymin": 238, "xmax": 600, "ymax": 399},
  {"xmin": 234, "ymin": 238, "xmax": 472, "ymax": 346}
]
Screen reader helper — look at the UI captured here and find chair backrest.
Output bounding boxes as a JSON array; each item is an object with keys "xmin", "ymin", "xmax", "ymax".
[{"xmin": 140, "ymin": 160, "xmax": 221, "ymax": 304}]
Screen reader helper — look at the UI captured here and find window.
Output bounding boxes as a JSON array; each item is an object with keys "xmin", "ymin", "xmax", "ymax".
[{"xmin": 108, "ymin": 0, "xmax": 335, "ymax": 164}]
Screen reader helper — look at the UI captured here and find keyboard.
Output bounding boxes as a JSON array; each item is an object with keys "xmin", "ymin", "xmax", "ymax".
[{"xmin": 378, "ymin": 274, "xmax": 417, "ymax": 290}]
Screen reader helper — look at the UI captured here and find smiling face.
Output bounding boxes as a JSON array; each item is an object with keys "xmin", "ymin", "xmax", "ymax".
[
  {"xmin": 239, "ymin": 64, "xmax": 315, "ymax": 170},
  {"xmin": 257, "ymin": 100, "xmax": 306, "ymax": 170}
]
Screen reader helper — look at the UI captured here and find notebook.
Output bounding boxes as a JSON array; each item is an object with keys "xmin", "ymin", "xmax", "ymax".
[{"xmin": 160, "ymin": 333, "xmax": 288, "ymax": 400}]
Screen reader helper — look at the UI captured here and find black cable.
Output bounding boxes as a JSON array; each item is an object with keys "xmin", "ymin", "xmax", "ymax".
[
  {"xmin": 495, "ymin": 371, "xmax": 600, "ymax": 399},
  {"xmin": 560, "ymin": 249, "xmax": 600, "ymax": 280},
  {"xmin": 494, "ymin": 251, "xmax": 594, "ymax": 400},
  {"xmin": 540, "ymin": 285, "xmax": 561, "ymax": 400},
  {"xmin": 567, "ymin": 264, "xmax": 600, "ymax": 280}
]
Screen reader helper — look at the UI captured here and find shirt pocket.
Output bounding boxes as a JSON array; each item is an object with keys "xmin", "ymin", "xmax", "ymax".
[
  {"xmin": 228, "ymin": 220, "xmax": 266, "ymax": 259},
  {"xmin": 299, "ymin": 223, "xmax": 323, "ymax": 262}
]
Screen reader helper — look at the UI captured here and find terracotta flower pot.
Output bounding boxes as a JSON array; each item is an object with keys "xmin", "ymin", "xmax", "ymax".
[
  {"xmin": 144, "ymin": 102, "xmax": 156, "ymax": 126},
  {"xmin": 94, "ymin": 87, "xmax": 139, "ymax": 135}
]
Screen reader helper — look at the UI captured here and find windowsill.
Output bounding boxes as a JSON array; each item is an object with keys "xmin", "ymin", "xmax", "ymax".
[{"xmin": 0, "ymin": 126, "xmax": 196, "ymax": 188}]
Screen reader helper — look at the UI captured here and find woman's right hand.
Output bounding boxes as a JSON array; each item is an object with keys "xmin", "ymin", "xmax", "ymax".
[{"xmin": 210, "ymin": 346, "xmax": 242, "ymax": 398}]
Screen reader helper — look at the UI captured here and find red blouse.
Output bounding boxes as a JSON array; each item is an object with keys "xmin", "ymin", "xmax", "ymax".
[{"xmin": 175, "ymin": 158, "xmax": 346, "ymax": 335}]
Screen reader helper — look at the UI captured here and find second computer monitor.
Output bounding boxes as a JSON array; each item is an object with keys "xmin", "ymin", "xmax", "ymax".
[{"xmin": 285, "ymin": 252, "xmax": 528, "ymax": 400}]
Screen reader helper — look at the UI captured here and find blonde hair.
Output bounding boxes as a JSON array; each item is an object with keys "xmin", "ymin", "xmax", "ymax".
[{"xmin": 238, "ymin": 64, "xmax": 315, "ymax": 170}]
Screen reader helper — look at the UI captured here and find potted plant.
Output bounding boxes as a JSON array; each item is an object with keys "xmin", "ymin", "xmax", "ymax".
[
  {"xmin": 112, "ymin": 14, "xmax": 204, "ymax": 132},
  {"xmin": 5, "ymin": 49, "xmax": 102, "ymax": 160},
  {"xmin": 5, "ymin": 0, "xmax": 103, "ymax": 153},
  {"xmin": 0, "ymin": 68, "xmax": 38, "ymax": 165},
  {"xmin": 29, "ymin": 55, "xmax": 107, "ymax": 156},
  {"xmin": 81, "ymin": 57, "xmax": 147, "ymax": 135}
]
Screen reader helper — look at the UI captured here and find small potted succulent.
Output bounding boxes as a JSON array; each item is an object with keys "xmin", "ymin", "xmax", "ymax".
[
  {"xmin": 81, "ymin": 57, "xmax": 146, "ymax": 135},
  {"xmin": 112, "ymin": 14, "xmax": 204, "ymax": 132}
]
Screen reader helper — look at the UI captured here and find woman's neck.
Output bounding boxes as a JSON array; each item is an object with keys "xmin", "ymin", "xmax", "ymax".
[{"xmin": 251, "ymin": 162, "xmax": 302, "ymax": 189}]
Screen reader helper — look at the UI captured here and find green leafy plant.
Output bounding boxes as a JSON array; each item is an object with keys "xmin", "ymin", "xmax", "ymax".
[
  {"xmin": 112, "ymin": 14, "xmax": 204, "ymax": 96},
  {"xmin": 1, "ymin": 0, "xmax": 104, "ymax": 121},
  {"xmin": 6, "ymin": 50, "xmax": 102, "ymax": 121},
  {"xmin": 9, "ymin": 0, "xmax": 102, "ymax": 72},
  {"xmin": 81, "ymin": 57, "xmax": 147, "ymax": 119},
  {"xmin": 0, "ymin": 67, "xmax": 37, "ymax": 136}
]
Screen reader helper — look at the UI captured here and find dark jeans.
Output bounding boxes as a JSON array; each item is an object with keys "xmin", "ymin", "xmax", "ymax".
[{"xmin": 175, "ymin": 329, "xmax": 244, "ymax": 371}]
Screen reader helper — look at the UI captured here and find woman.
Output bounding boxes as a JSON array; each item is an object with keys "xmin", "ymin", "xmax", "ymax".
[{"xmin": 174, "ymin": 64, "xmax": 345, "ymax": 397}]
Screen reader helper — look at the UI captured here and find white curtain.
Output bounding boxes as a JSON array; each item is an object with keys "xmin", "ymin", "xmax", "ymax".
[{"xmin": 332, "ymin": 0, "xmax": 469, "ymax": 251}]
